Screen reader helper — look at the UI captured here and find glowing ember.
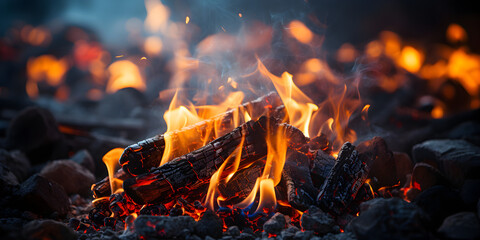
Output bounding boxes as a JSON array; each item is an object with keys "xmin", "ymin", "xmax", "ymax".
[{"xmin": 287, "ymin": 20, "xmax": 313, "ymax": 44}]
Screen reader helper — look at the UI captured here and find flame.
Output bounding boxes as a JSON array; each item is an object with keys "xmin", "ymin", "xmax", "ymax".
[
  {"xmin": 257, "ymin": 58, "xmax": 318, "ymax": 137},
  {"xmin": 144, "ymin": 36, "xmax": 163, "ymax": 56},
  {"xmin": 236, "ymin": 121, "xmax": 287, "ymax": 214},
  {"xmin": 287, "ymin": 20, "xmax": 313, "ymax": 44},
  {"xmin": 160, "ymin": 90, "xmax": 245, "ymax": 165},
  {"xmin": 102, "ymin": 148, "xmax": 125, "ymax": 194},
  {"xmin": 106, "ymin": 60, "xmax": 146, "ymax": 93},
  {"xmin": 27, "ymin": 55, "xmax": 68, "ymax": 87},
  {"xmin": 144, "ymin": 0, "xmax": 170, "ymax": 33},
  {"xmin": 398, "ymin": 46, "xmax": 423, "ymax": 73},
  {"xmin": 336, "ymin": 43, "xmax": 357, "ymax": 63},
  {"xmin": 361, "ymin": 104, "xmax": 370, "ymax": 121},
  {"xmin": 205, "ymin": 136, "xmax": 245, "ymax": 210},
  {"xmin": 365, "ymin": 40, "xmax": 382, "ymax": 59},
  {"xmin": 431, "ymin": 105, "xmax": 444, "ymax": 119},
  {"xmin": 446, "ymin": 23, "xmax": 467, "ymax": 43},
  {"xmin": 238, "ymin": 13, "xmax": 243, "ymax": 18},
  {"xmin": 380, "ymin": 31, "xmax": 402, "ymax": 59},
  {"xmin": 21, "ymin": 25, "xmax": 51, "ymax": 46},
  {"xmin": 447, "ymin": 49, "xmax": 480, "ymax": 96},
  {"xmin": 185, "ymin": 16, "xmax": 190, "ymax": 24}
]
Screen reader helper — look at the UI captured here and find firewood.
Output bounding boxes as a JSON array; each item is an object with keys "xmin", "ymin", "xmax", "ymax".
[
  {"xmin": 123, "ymin": 116, "xmax": 304, "ymax": 205},
  {"xmin": 91, "ymin": 168, "xmax": 131, "ymax": 198},
  {"xmin": 217, "ymin": 160, "xmax": 264, "ymax": 205},
  {"xmin": 317, "ymin": 142, "xmax": 370, "ymax": 216},
  {"xmin": 119, "ymin": 92, "xmax": 283, "ymax": 176}
]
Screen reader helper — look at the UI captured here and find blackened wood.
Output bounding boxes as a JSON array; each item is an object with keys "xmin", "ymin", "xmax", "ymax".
[
  {"xmin": 91, "ymin": 168, "xmax": 131, "ymax": 198},
  {"xmin": 317, "ymin": 142, "xmax": 370, "ymax": 216},
  {"xmin": 217, "ymin": 160, "xmax": 264, "ymax": 205},
  {"xmin": 123, "ymin": 116, "xmax": 278, "ymax": 205},
  {"xmin": 119, "ymin": 92, "xmax": 283, "ymax": 176}
]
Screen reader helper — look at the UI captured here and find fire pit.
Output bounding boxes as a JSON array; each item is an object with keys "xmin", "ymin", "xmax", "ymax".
[{"xmin": 1, "ymin": 1, "xmax": 480, "ymax": 240}]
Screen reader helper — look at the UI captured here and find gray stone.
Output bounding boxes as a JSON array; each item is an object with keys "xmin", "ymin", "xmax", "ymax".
[
  {"xmin": 227, "ymin": 226, "xmax": 240, "ymax": 236},
  {"xmin": 71, "ymin": 149, "xmax": 95, "ymax": 174},
  {"xmin": 0, "ymin": 163, "xmax": 18, "ymax": 186},
  {"xmin": 22, "ymin": 219, "xmax": 77, "ymax": 240},
  {"xmin": 412, "ymin": 139, "xmax": 480, "ymax": 187},
  {"xmin": 0, "ymin": 149, "xmax": 31, "ymax": 181},
  {"xmin": 134, "ymin": 215, "xmax": 195, "ymax": 239},
  {"xmin": 263, "ymin": 213, "xmax": 287, "ymax": 235},
  {"xmin": 411, "ymin": 162, "xmax": 448, "ymax": 191},
  {"xmin": 40, "ymin": 159, "xmax": 95, "ymax": 196},
  {"xmin": 301, "ymin": 205, "xmax": 339, "ymax": 235},
  {"xmin": 195, "ymin": 210, "xmax": 223, "ymax": 239},
  {"xmin": 238, "ymin": 232, "xmax": 256, "ymax": 240},
  {"xmin": 438, "ymin": 212, "xmax": 480, "ymax": 240},
  {"xmin": 15, "ymin": 174, "xmax": 70, "ymax": 217},
  {"xmin": 460, "ymin": 179, "xmax": 480, "ymax": 207},
  {"xmin": 294, "ymin": 230, "xmax": 314, "ymax": 240},
  {"xmin": 347, "ymin": 198, "xmax": 432, "ymax": 240}
]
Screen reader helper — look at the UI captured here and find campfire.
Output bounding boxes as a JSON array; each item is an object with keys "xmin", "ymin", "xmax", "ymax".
[{"xmin": 1, "ymin": 1, "xmax": 480, "ymax": 240}]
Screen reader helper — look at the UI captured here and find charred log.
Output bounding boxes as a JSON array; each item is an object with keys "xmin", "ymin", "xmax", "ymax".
[{"xmin": 119, "ymin": 92, "xmax": 283, "ymax": 176}]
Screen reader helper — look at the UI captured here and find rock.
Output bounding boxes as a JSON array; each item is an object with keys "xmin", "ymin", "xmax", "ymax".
[
  {"xmin": 194, "ymin": 210, "xmax": 223, "ymax": 239},
  {"xmin": 356, "ymin": 137, "xmax": 396, "ymax": 189},
  {"xmin": 227, "ymin": 226, "xmax": 240, "ymax": 237},
  {"xmin": 40, "ymin": 160, "xmax": 95, "ymax": 196},
  {"xmin": 23, "ymin": 219, "xmax": 77, "ymax": 240},
  {"xmin": 5, "ymin": 107, "xmax": 67, "ymax": 163},
  {"xmin": 71, "ymin": 150, "xmax": 95, "ymax": 174},
  {"xmin": 414, "ymin": 185, "xmax": 464, "ymax": 229},
  {"xmin": 412, "ymin": 139, "xmax": 480, "ymax": 187},
  {"xmin": 347, "ymin": 198, "xmax": 432, "ymax": 240},
  {"xmin": 321, "ymin": 232, "xmax": 357, "ymax": 240},
  {"xmin": 438, "ymin": 212, "xmax": 480, "ymax": 240},
  {"xmin": 134, "ymin": 215, "xmax": 195, "ymax": 239},
  {"xmin": 237, "ymin": 232, "xmax": 255, "ymax": 240},
  {"xmin": 294, "ymin": 230, "xmax": 314, "ymax": 240},
  {"xmin": 460, "ymin": 179, "xmax": 480, "ymax": 207},
  {"xmin": 301, "ymin": 205, "xmax": 338, "ymax": 235},
  {"xmin": 411, "ymin": 162, "xmax": 449, "ymax": 191},
  {"xmin": 0, "ymin": 149, "xmax": 31, "ymax": 181},
  {"xmin": 443, "ymin": 121, "xmax": 480, "ymax": 146},
  {"xmin": 393, "ymin": 152, "xmax": 413, "ymax": 185},
  {"xmin": 263, "ymin": 212, "xmax": 286, "ymax": 235},
  {"xmin": 0, "ymin": 218, "xmax": 27, "ymax": 239},
  {"xmin": 97, "ymin": 88, "xmax": 146, "ymax": 119},
  {"xmin": 0, "ymin": 163, "xmax": 19, "ymax": 187},
  {"xmin": 281, "ymin": 226, "xmax": 299, "ymax": 240},
  {"xmin": 14, "ymin": 174, "xmax": 70, "ymax": 217}
]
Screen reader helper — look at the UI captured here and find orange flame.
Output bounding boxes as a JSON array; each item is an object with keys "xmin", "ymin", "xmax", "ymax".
[
  {"xmin": 447, "ymin": 49, "xmax": 480, "ymax": 96},
  {"xmin": 446, "ymin": 23, "xmax": 467, "ymax": 43},
  {"xmin": 106, "ymin": 60, "xmax": 146, "ymax": 93},
  {"xmin": 287, "ymin": 20, "xmax": 313, "ymax": 44},
  {"xmin": 257, "ymin": 58, "xmax": 318, "ymax": 137},
  {"xmin": 27, "ymin": 55, "xmax": 68, "ymax": 87},
  {"xmin": 102, "ymin": 148, "xmax": 125, "ymax": 194},
  {"xmin": 397, "ymin": 46, "xmax": 423, "ymax": 73}
]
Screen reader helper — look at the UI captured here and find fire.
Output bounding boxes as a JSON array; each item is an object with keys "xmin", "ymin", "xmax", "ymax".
[
  {"xmin": 336, "ymin": 43, "xmax": 357, "ymax": 63},
  {"xmin": 398, "ymin": 46, "xmax": 423, "ymax": 73},
  {"xmin": 185, "ymin": 16, "xmax": 190, "ymax": 24},
  {"xmin": 144, "ymin": 36, "xmax": 163, "ymax": 56},
  {"xmin": 446, "ymin": 23, "xmax": 467, "ymax": 43},
  {"xmin": 447, "ymin": 49, "xmax": 480, "ymax": 96},
  {"xmin": 287, "ymin": 20, "xmax": 313, "ymax": 44},
  {"xmin": 361, "ymin": 104, "xmax": 370, "ymax": 121},
  {"xmin": 144, "ymin": 0, "xmax": 170, "ymax": 33},
  {"xmin": 21, "ymin": 25, "xmax": 51, "ymax": 46},
  {"xmin": 27, "ymin": 55, "xmax": 68, "ymax": 87},
  {"xmin": 257, "ymin": 58, "xmax": 318, "ymax": 137},
  {"xmin": 102, "ymin": 148, "xmax": 125, "ymax": 194},
  {"xmin": 106, "ymin": 60, "xmax": 146, "ymax": 93}
]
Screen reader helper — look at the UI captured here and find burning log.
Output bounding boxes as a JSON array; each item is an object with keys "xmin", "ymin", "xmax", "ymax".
[
  {"xmin": 123, "ymin": 116, "xmax": 305, "ymax": 205},
  {"xmin": 317, "ymin": 142, "xmax": 370, "ymax": 216},
  {"xmin": 91, "ymin": 168, "xmax": 131, "ymax": 198},
  {"xmin": 119, "ymin": 92, "xmax": 283, "ymax": 176}
]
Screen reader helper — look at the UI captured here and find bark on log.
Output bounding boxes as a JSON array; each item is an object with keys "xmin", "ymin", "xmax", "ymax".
[
  {"xmin": 317, "ymin": 142, "xmax": 370, "ymax": 216},
  {"xmin": 91, "ymin": 168, "xmax": 131, "ymax": 198},
  {"xmin": 123, "ymin": 116, "xmax": 297, "ymax": 205},
  {"xmin": 119, "ymin": 92, "xmax": 283, "ymax": 176}
]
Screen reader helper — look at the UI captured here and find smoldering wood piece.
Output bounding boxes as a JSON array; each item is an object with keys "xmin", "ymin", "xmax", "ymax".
[
  {"xmin": 310, "ymin": 150, "xmax": 336, "ymax": 189},
  {"xmin": 91, "ymin": 168, "xmax": 131, "ymax": 198},
  {"xmin": 123, "ymin": 116, "xmax": 284, "ymax": 205},
  {"xmin": 119, "ymin": 92, "xmax": 283, "ymax": 176},
  {"xmin": 282, "ymin": 150, "xmax": 319, "ymax": 211},
  {"xmin": 217, "ymin": 160, "xmax": 264, "ymax": 205},
  {"xmin": 317, "ymin": 142, "xmax": 370, "ymax": 216}
]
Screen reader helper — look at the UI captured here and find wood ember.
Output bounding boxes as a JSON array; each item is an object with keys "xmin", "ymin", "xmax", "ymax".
[
  {"xmin": 310, "ymin": 150, "xmax": 336, "ymax": 189},
  {"xmin": 91, "ymin": 168, "xmax": 131, "ymax": 198},
  {"xmin": 317, "ymin": 142, "xmax": 370, "ymax": 216},
  {"xmin": 217, "ymin": 160, "xmax": 264, "ymax": 205},
  {"xmin": 119, "ymin": 92, "xmax": 283, "ymax": 176},
  {"xmin": 123, "ymin": 116, "xmax": 293, "ymax": 205}
]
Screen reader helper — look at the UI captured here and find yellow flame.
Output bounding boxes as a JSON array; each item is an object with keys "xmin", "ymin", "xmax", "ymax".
[
  {"xmin": 447, "ymin": 49, "xmax": 480, "ymax": 96},
  {"xmin": 106, "ymin": 60, "xmax": 146, "ymax": 93},
  {"xmin": 144, "ymin": 0, "xmax": 170, "ymax": 33},
  {"xmin": 205, "ymin": 136, "xmax": 245, "ymax": 210},
  {"xmin": 361, "ymin": 104, "xmax": 370, "ymax": 121},
  {"xmin": 257, "ymin": 58, "xmax": 318, "ymax": 137},
  {"xmin": 27, "ymin": 55, "xmax": 68, "ymax": 87},
  {"xmin": 288, "ymin": 20, "xmax": 313, "ymax": 44},
  {"xmin": 398, "ymin": 46, "xmax": 423, "ymax": 73},
  {"xmin": 185, "ymin": 16, "xmax": 190, "ymax": 24},
  {"xmin": 446, "ymin": 23, "xmax": 467, "ymax": 43},
  {"xmin": 102, "ymin": 148, "xmax": 125, "ymax": 195},
  {"xmin": 238, "ymin": 13, "xmax": 243, "ymax": 18}
]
